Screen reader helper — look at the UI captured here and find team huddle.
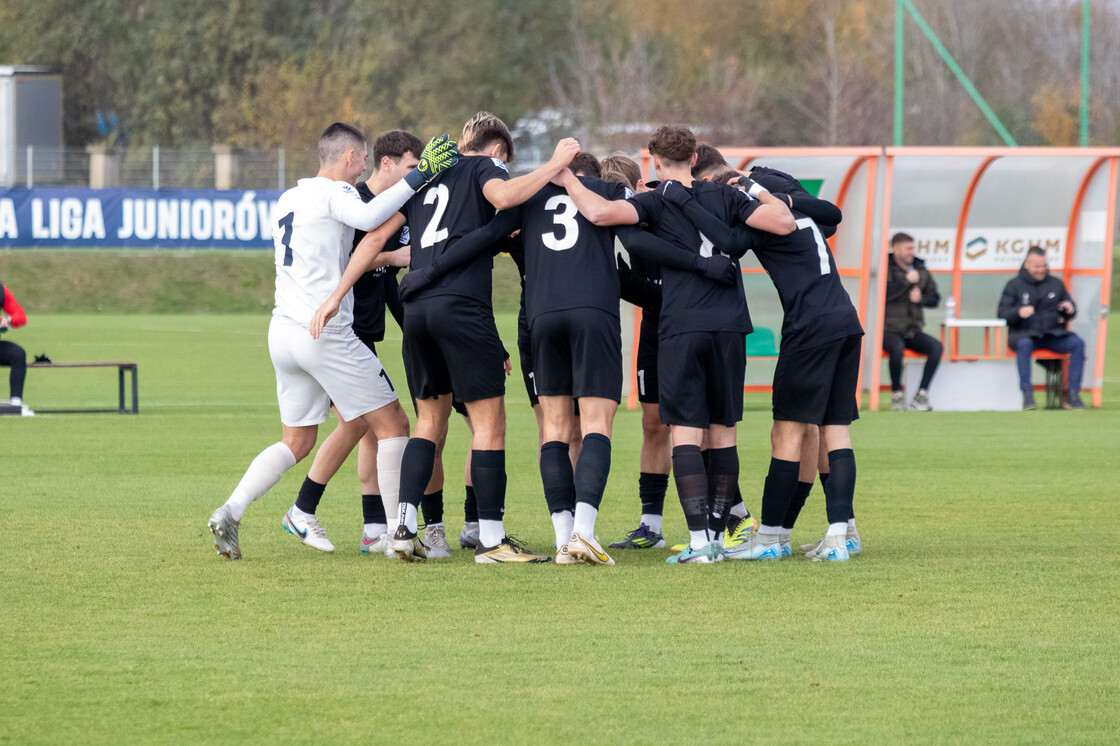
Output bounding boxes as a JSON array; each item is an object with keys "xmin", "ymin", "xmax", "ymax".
[{"xmin": 208, "ymin": 112, "xmax": 864, "ymax": 565}]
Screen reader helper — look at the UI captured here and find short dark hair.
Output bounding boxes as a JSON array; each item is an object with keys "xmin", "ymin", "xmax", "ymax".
[
  {"xmin": 692, "ymin": 143, "xmax": 729, "ymax": 178},
  {"xmin": 373, "ymin": 130, "xmax": 424, "ymax": 167},
  {"xmin": 318, "ymin": 122, "xmax": 366, "ymax": 166},
  {"xmin": 460, "ymin": 112, "xmax": 515, "ymax": 162},
  {"xmin": 1026, "ymin": 245, "xmax": 1047, "ymax": 258},
  {"xmin": 891, "ymin": 232, "xmax": 914, "ymax": 247},
  {"xmin": 710, "ymin": 168, "xmax": 741, "ymax": 186},
  {"xmin": 600, "ymin": 153, "xmax": 640, "ymax": 191},
  {"xmin": 648, "ymin": 125, "xmax": 696, "ymax": 166},
  {"xmin": 569, "ymin": 152, "xmax": 601, "ymax": 178}
]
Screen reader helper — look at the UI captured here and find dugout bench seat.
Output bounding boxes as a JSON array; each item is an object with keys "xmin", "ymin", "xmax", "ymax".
[{"xmin": 20, "ymin": 361, "xmax": 140, "ymax": 414}]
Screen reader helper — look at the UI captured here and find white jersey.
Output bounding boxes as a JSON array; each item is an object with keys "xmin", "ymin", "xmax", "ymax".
[{"xmin": 272, "ymin": 176, "xmax": 414, "ymax": 333}]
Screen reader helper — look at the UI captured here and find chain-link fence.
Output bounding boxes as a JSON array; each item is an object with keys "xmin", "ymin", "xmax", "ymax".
[{"xmin": 6, "ymin": 146, "xmax": 320, "ymax": 189}]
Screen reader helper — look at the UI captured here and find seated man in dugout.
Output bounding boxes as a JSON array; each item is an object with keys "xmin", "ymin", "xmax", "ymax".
[
  {"xmin": 881, "ymin": 232, "xmax": 942, "ymax": 411},
  {"xmin": 997, "ymin": 246, "xmax": 1086, "ymax": 410}
]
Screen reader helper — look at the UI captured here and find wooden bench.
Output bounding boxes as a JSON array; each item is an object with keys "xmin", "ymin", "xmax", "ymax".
[{"xmin": 26, "ymin": 362, "xmax": 139, "ymax": 414}]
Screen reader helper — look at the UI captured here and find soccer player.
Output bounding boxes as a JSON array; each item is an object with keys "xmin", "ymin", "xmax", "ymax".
[
  {"xmin": 558, "ymin": 125, "xmax": 796, "ymax": 564},
  {"xmin": 306, "ymin": 129, "xmax": 420, "ymax": 558},
  {"xmin": 598, "ymin": 155, "xmax": 674, "ymax": 551},
  {"xmin": 206, "ymin": 123, "xmax": 457, "ymax": 559},
  {"xmin": 666, "ymin": 169, "xmax": 864, "ymax": 562},
  {"xmin": 313, "ymin": 113, "xmax": 579, "ymax": 563}
]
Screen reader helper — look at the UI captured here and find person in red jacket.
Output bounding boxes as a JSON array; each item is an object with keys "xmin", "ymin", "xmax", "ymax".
[{"xmin": 0, "ymin": 282, "xmax": 34, "ymax": 416}]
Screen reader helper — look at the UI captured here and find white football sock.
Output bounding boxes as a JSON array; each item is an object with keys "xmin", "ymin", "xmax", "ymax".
[
  {"xmin": 290, "ymin": 504, "xmax": 312, "ymax": 521},
  {"xmin": 758, "ymin": 523, "xmax": 782, "ymax": 535},
  {"xmin": 573, "ymin": 502, "xmax": 598, "ymax": 537},
  {"xmin": 689, "ymin": 529, "xmax": 710, "ymax": 549},
  {"xmin": 398, "ymin": 502, "xmax": 418, "ymax": 534},
  {"xmin": 376, "ymin": 436, "xmax": 407, "ymax": 534},
  {"xmin": 10, "ymin": 396, "xmax": 21, "ymax": 406},
  {"xmin": 827, "ymin": 522, "xmax": 848, "ymax": 537},
  {"xmin": 479, "ymin": 519, "xmax": 505, "ymax": 548},
  {"xmin": 780, "ymin": 531, "xmax": 791, "ymax": 543},
  {"xmin": 551, "ymin": 510, "xmax": 573, "ymax": 548},
  {"xmin": 225, "ymin": 442, "xmax": 297, "ymax": 521},
  {"xmin": 847, "ymin": 518, "xmax": 857, "ymax": 530},
  {"xmin": 640, "ymin": 513, "xmax": 662, "ymax": 533},
  {"xmin": 730, "ymin": 503, "xmax": 748, "ymax": 519},
  {"xmin": 364, "ymin": 522, "xmax": 387, "ymax": 538}
]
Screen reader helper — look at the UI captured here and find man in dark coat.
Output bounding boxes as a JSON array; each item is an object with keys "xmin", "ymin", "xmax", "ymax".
[
  {"xmin": 882, "ymin": 232, "xmax": 942, "ymax": 411},
  {"xmin": 997, "ymin": 246, "xmax": 1085, "ymax": 410}
]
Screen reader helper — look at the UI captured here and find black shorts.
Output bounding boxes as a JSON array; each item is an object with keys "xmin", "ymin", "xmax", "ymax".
[
  {"xmin": 531, "ymin": 308, "xmax": 622, "ymax": 401},
  {"xmin": 517, "ymin": 307, "xmax": 539, "ymax": 408},
  {"xmin": 657, "ymin": 331, "xmax": 745, "ymax": 428},
  {"xmin": 402, "ymin": 296, "xmax": 506, "ymax": 404},
  {"xmin": 772, "ymin": 334, "xmax": 862, "ymax": 426},
  {"xmin": 354, "ymin": 332, "xmax": 378, "ymax": 356},
  {"xmin": 635, "ymin": 315, "xmax": 660, "ymax": 404}
]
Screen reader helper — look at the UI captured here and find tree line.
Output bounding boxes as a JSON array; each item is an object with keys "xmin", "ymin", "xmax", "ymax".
[{"xmin": 3, "ymin": 0, "xmax": 1118, "ymax": 153}]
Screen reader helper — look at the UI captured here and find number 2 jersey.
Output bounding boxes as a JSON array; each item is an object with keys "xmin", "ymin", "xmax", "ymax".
[{"xmin": 399, "ymin": 155, "xmax": 510, "ymax": 307}]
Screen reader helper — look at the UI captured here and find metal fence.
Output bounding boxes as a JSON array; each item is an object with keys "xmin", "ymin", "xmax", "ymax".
[
  {"xmin": 8, "ymin": 146, "xmax": 321, "ymax": 190},
  {"xmin": 6, "ymin": 144, "xmax": 548, "ymax": 190}
]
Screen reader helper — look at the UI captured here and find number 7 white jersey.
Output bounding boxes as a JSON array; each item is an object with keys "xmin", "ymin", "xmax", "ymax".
[{"xmin": 272, "ymin": 176, "xmax": 415, "ymax": 333}]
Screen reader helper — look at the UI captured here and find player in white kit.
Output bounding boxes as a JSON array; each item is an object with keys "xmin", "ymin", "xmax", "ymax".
[{"xmin": 208, "ymin": 123, "xmax": 459, "ymax": 559}]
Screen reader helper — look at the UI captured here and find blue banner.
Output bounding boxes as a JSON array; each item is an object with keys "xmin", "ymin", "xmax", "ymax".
[{"xmin": 0, "ymin": 188, "xmax": 282, "ymax": 248}]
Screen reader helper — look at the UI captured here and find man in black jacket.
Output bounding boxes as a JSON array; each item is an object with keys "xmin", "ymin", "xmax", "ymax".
[
  {"xmin": 882, "ymin": 232, "xmax": 942, "ymax": 411},
  {"xmin": 997, "ymin": 246, "xmax": 1085, "ymax": 410}
]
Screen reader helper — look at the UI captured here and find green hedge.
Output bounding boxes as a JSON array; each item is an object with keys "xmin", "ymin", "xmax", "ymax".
[{"xmin": 0, "ymin": 249, "xmax": 524, "ymax": 314}]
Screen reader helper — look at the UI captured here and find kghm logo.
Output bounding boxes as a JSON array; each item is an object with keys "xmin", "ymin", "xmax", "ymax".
[{"xmin": 966, "ymin": 236, "xmax": 988, "ymax": 260}]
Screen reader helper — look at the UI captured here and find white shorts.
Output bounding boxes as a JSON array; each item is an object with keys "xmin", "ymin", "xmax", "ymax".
[{"xmin": 268, "ymin": 315, "xmax": 399, "ymax": 427}]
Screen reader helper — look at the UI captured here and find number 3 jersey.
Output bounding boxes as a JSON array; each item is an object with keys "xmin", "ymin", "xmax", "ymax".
[
  {"xmin": 516, "ymin": 177, "xmax": 628, "ymax": 326},
  {"xmin": 400, "ymin": 155, "xmax": 510, "ymax": 307}
]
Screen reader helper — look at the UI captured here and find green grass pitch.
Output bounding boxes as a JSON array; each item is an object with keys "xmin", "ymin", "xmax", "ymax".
[{"xmin": 2, "ymin": 313, "xmax": 1119, "ymax": 743}]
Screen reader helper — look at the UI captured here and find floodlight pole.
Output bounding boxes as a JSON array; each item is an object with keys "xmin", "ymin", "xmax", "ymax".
[
  {"xmin": 894, "ymin": 0, "xmax": 904, "ymax": 146},
  {"xmin": 1081, "ymin": 0, "xmax": 1090, "ymax": 146}
]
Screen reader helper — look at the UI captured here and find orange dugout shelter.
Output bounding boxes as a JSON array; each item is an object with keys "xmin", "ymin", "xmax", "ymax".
[{"xmin": 629, "ymin": 147, "xmax": 1118, "ymax": 411}]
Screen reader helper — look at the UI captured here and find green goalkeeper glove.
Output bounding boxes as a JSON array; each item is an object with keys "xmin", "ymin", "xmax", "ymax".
[{"xmin": 404, "ymin": 135, "xmax": 460, "ymax": 190}]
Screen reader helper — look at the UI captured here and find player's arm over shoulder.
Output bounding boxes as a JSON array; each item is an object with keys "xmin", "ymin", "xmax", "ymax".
[
  {"xmin": 328, "ymin": 178, "xmax": 414, "ymax": 232},
  {"xmin": 736, "ymin": 188, "xmax": 795, "ymax": 235}
]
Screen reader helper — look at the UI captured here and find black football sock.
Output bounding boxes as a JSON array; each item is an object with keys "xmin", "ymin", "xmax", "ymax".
[
  {"xmin": 421, "ymin": 488, "xmax": 444, "ymax": 526},
  {"xmin": 471, "ymin": 449, "xmax": 507, "ymax": 522},
  {"xmin": 294, "ymin": 476, "xmax": 326, "ymax": 515},
  {"xmin": 706, "ymin": 446, "xmax": 738, "ymax": 536},
  {"xmin": 781, "ymin": 481, "xmax": 813, "ymax": 531},
  {"xmin": 638, "ymin": 472, "xmax": 668, "ymax": 518},
  {"xmin": 672, "ymin": 445, "xmax": 709, "ymax": 540},
  {"xmin": 574, "ymin": 433, "xmax": 611, "ymax": 511},
  {"xmin": 759, "ymin": 458, "xmax": 800, "ymax": 529},
  {"xmin": 398, "ymin": 438, "xmax": 436, "ymax": 511},
  {"xmin": 362, "ymin": 493, "xmax": 386, "ymax": 525},
  {"xmin": 826, "ymin": 449, "xmax": 856, "ymax": 526},
  {"xmin": 540, "ymin": 440, "xmax": 576, "ymax": 515},
  {"xmin": 463, "ymin": 485, "xmax": 478, "ymax": 523}
]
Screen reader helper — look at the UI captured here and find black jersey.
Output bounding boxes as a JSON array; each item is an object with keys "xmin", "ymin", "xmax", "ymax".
[
  {"xmin": 629, "ymin": 182, "xmax": 752, "ymax": 337},
  {"xmin": 746, "ymin": 210, "xmax": 863, "ymax": 351},
  {"xmin": 352, "ymin": 181, "xmax": 406, "ymax": 340},
  {"xmin": 400, "ymin": 155, "xmax": 509, "ymax": 306},
  {"xmin": 518, "ymin": 177, "xmax": 627, "ymax": 325}
]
